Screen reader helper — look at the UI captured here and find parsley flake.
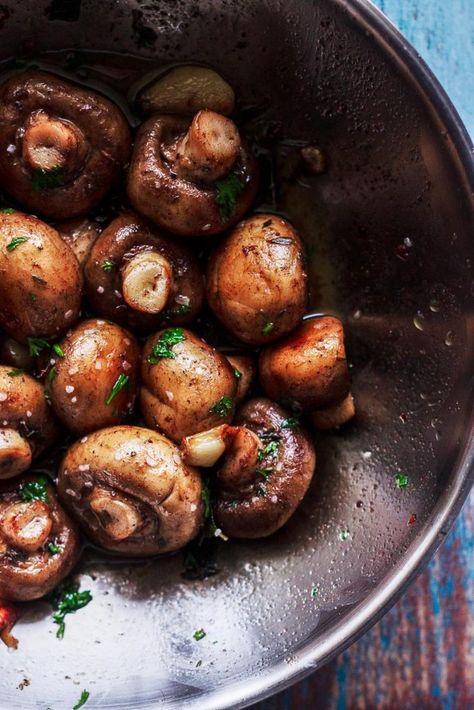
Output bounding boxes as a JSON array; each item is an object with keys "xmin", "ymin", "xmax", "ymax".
[
  {"xmin": 339, "ymin": 529, "xmax": 351, "ymax": 541},
  {"xmin": 233, "ymin": 368, "xmax": 242, "ymax": 380},
  {"xmin": 6, "ymin": 236, "xmax": 28, "ymax": 252},
  {"xmin": 262, "ymin": 322, "xmax": 274, "ymax": 335},
  {"xmin": 147, "ymin": 328, "xmax": 186, "ymax": 364},
  {"xmin": 255, "ymin": 466, "xmax": 272, "ymax": 480},
  {"xmin": 52, "ymin": 343, "xmax": 65, "ymax": 358},
  {"xmin": 101, "ymin": 259, "xmax": 115, "ymax": 272},
  {"xmin": 31, "ymin": 166, "xmax": 65, "ymax": 191},
  {"xmin": 394, "ymin": 473, "xmax": 409, "ymax": 489},
  {"xmin": 27, "ymin": 337, "xmax": 50, "ymax": 357},
  {"xmin": 281, "ymin": 416, "xmax": 300, "ymax": 429},
  {"xmin": 7, "ymin": 368, "xmax": 24, "ymax": 377},
  {"xmin": 215, "ymin": 171, "xmax": 244, "ymax": 221},
  {"xmin": 73, "ymin": 689, "xmax": 90, "ymax": 710},
  {"xmin": 311, "ymin": 584, "xmax": 320, "ymax": 598},
  {"xmin": 105, "ymin": 373, "xmax": 130, "ymax": 405},
  {"xmin": 209, "ymin": 395, "xmax": 233, "ymax": 417},
  {"xmin": 193, "ymin": 628, "xmax": 206, "ymax": 641},
  {"xmin": 48, "ymin": 543, "xmax": 62, "ymax": 555},
  {"xmin": 48, "ymin": 581, "xmax": 92, "ymax": 639},
  {"xmin": 257, "ymin": 441, "xmax": 279, "ymax": 461},
  {"xmin": 0, "ymin": 207, "xmax": 15, "ymax": 214},
  {"xmin": 19, "ymin": 477, "xmax": 49, "ymax": 504}
]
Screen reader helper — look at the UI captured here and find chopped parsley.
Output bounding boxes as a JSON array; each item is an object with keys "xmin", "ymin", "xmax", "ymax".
[
  {"xmin": 7, "ymin": 368, "xmax": 24, "ymax": 377},
  {"xmin": 101, "ymin": 259, "xmax": 115, "ymax": 272},
  {"xmin": 52, "ymin": 343, "xmax": 65, "ymax": 358},
  {"xmin": 48, "ymin": 543, "xmax": 62, "ymax": 555},
  {"xmin": 262, "ymin": 322, "xmax": 274, "ymax": 335},
  {"xmin": 31, "ymin": 166, "xmax": 65, "ymax": 191},
  {"xmin": 6, "ymin": 236, "xmax": 28, "ymax": 252},
  {"xmin": 147, "ymin": 328, "xmax": 185, "ymax": 364},
  {"xmin": 311, "ymin": 584, "xmax": 320, "ymax": 598},
  {"xmin": 215, "ymin": 171, "xmax": 244, "ymax": 221},
  {"xmin": 29, "ymin": 292, "xmax": 38, "ymax": 302},
  {"xmin": 27, "ymin": 337, "xmax": 49, "ymax": 357},
  {"xmin": 233, "ymin": 368, "xmax": 242, "ymax": 380},
  {"xmin": 48, "ymin": 581, "xmax": 92, "ymax": 639},
  {"xmin": 73, "ymin": 690, "xmax": 90, "ymax": 710},
  {"xmin": 105, "ymin": 373, "xmax": 130, "ymax": 405},
  {"xmin": 255, "ymin": 466, "xmax": 272, "ymax": 480},
  {"xmin": 394, "ymin": 473, "xmax": 409, "ymax": 489},
  {"xmin": 281, "ymin": 416, "xmax": 300, "ymax": 429},
  {"xmin": 257, "ymin": 441, "xmax": 279, "ymax": 461},
  {"xmin": 174, "ymin": 303, "xmax": 192, "ymax": 316},
  {"xmin": 19, "ymin": 477, "xmax": 49, "ymax": 504},
  {"xmin": 209, "ymin": 395, "xmax": 233, "ymax": 417},
  {"xmin": 339, "ymin": 529, "xmax": 351, "ymax": 541},
  {"xmin": 46, "ymin": 366, "xmax": 57, "ymax": 385},
  {"xmin": 0, "ymin": 207, "xmax": 15, "ymax": 214},
  {"xmin": 193, "ymin": 628, "xmax": 206, "ymax": 641}
]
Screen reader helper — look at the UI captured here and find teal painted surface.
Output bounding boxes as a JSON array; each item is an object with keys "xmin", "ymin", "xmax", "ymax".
[{"xmin": 256, "ymin": 2, "xmax": 474, "ymax": 708}]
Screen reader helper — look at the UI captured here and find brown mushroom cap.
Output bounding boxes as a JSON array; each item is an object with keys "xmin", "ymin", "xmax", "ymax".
[
  {"xmin": 0, "ymin": 366, "xmax": 59, "ymax": 480},
  {"xmin": 48, "ymin": 319, "xmax": 140, "ymax": 435},
  {"xmin": 259, "ymin": 316, "xmax": 350, "ymax": 409},
  {"xmin": 214, "ymin": 398, "xmax": 316, "ymax": 538},
  {"xmin": 127, "ymin": 113, "xmax": 258, "ymax": 237},
  {"xmin": 140, "ymin": 328, "xmax": 237, "ymax": 443},
  {"xmin": 57, "ymin": 426, "xmax": 203, "ymax": 556},
  {"xmin": 0, "ymin": 211, "xmax": 82, "ymax": 343},
  {"xmin": 0, "ymin": 475, "xmax": 81, "ymax": 601},
  {"xmin": 206, "ymin": 214, "xmax": 308, "ymax": 345},
  {"xmin": 0, "ymin": 71, "xmax": 131, "ymax": 220},
  {"xmin": 57, "ymin": 217, "xmax": 102, "ymax": 269},
  {"xmin": 84, "ymin": 212, "xmax": 204, "ymax": 333}
]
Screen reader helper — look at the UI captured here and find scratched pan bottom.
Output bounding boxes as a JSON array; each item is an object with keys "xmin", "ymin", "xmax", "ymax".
[{"xmin": 1, "ymin": 1, "xmax": 473, "ymax": 709}]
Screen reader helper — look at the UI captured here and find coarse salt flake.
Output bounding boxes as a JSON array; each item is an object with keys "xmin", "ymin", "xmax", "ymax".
[
  {"xmin": 0, "ymin": 393, "xmax": 7, "ymax": 402},
  {"xmin": 65, "ymin": 385, "xmax": 75, "ymax": 394},
  {"xmin": 97, "ymin": 286, "xmax": 105, "ymax": 294},
  {"xmin": 78, "ymin": 464, "xmax": 90, "ymax": 472}
]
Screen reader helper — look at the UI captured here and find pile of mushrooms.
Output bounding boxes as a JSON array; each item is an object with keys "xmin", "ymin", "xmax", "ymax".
[{"xmin": 0, "ymin": 65, "xmax": 355, "ymax": 646}]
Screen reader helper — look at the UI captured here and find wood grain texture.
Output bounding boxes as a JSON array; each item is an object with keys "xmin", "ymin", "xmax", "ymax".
[{"xmin": 254, "ymin": 2, "xmax": 474, "ymax": 708}]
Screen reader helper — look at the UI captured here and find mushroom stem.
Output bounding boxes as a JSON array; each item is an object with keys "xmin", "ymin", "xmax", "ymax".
[
  {"xmin": 0, "ymin": 501, "xmax": 53, "ymax": 553},
  {"xmin": 89, "ymin": 488, "xmax": 141, "ymax": 541},
  {"xmin": 180, "ymin": 425, "xmax": 229, "ymax": 467},
  {"xmin": 0, "ymin": 429, "xmax": 32, "ymax": 480},
  {"xmin": 22, "ymin": 111, "xmax": 86, "ymax": 174},
  {"xmin": 174, "ymin": 110, "xmax": 241, "ymax": 183},
  {"xmin": 121, "ymin": 251, "xmax": 174, "ymax": 314},
  {"xmin": 311, "ymin": 392, "xmax": 355, "ymax": 430},
  {"xmin": 217, "ymin": 427, "xmax": 262, "ymax": 489},
  {"xmin": 0, "ymin": 603, "xmax": 19, "ymax": 649}
]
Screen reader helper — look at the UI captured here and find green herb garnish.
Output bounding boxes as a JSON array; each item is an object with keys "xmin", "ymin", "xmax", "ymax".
[
  {"xmin": 311, "ymin": 584, "xmax": 319, "ymax": 598},
  {"xmin": 46, "ymin": 366, "xmax": 57, "ymax": 385},
  {"xmin": 262, "ymin": 322, "xmax": 274, "ymax": 335},
  {"xmin": 147, "ymin": 328, "xmax": 186, "ymax": 364},
  {"xmin": 6, "ymin": 236, "xmax": 28, "ymax": 252},
  {"xmin": 215, "ymin": 171, "xmax": 244, "ymax": 221},
  {"xmin": 7, "ymin": 368, "xmax": 24, "ymax": 377},
  {"xmin": 339, "ymin": 529, "xmax": 351, "ymax": 541},
  {"xmin": 233, "ymin": 368, "xmax": 242, "ymax": 380},
  {"xmin": 48, "ymin": 543, "xmax": 62, "ymax": 555},
  {"xmin": 105, "ymin": 373, "xmax": 130, "ymax": 405},
  {"xmin": 48, "ymin": 581, "xmax": 92, "ymax": 639},
  {"xmin": 73, "ymin": 689, "xmax": 90, "ymax": 710},
  {"xmin": 52, "ymin": 343, "xmax": 65, "ymax": 358},
  {"xmin": 281, "ymin": 416, "xmax": 300, "ymax": 429},
  {"xmin": 257, "ymin": 441, "xmax": 279, "ymax": 461},
  {"xmin": 394, "ymin": 473, "xmax": 409, "ymax": 489},
  {"xmin": 19, "ymin": 477, "xmax": 49, "ymax": 504},
  {"xmin": 101, "ymin": 259, "xmax": 115, "ymax": 272},
  {"xmin": 27, "ymin": 337, "xmax": 49, "ymax": 357},
  {"xmin": 175, "ymin": 303, "xmax": 192, "ymax": 316},
  {"xmin": 193, "ymin": 628, "xmax": 206, "ymax": 641},
  {"xmin": 209, "ymin": 395, "xmax": 233, "ymax": 417},
  {"xmin": 0, "ymin": 207, "xmax": 15, "ymax": 214},
  {"xmin": 255, "ymin": 467, "xmax": 272, "ymax": 480},
  {"xmin": 31, "ymin": 166, "xmax": 65, "ymax": 191},
  {"xmin": 29, "ymin": 292, "xmax": 38, "ymax": 302}
]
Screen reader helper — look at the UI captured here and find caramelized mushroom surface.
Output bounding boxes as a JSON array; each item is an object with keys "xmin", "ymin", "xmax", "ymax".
[
  {"xmin": 214, "ymin": 398, "xmax": 316, "ymax": 538},
  {"xmin": 84, "ymin": 212, "xmax": 204, "ymax": 332},
  {"xmin": 206, "ymin": 214, "xmax": 308, "ymax": 344},
  {"xmin": 140, "ymin": 328, "xmax": 237, "ymax": 442},
  {"xmin": 58, "ymin": 426, "xmax": 203, "ymax": 555},
  {"xmin": 47, "ymin": 319, "xmax": 140, "ymax": 435},
  {"xmin": 0, "ymin": 366, "xmax": 59, "ymax": 480},
  {"xmin": 0, "ymin": 71, "xmax": 131, "ymax": 219},
  {"xmin": 0, "ymin": 211, "xmax": 82, "ymax": 343},
  {"xmin": 127, "ymin": 111, "xmax": 258, "ymax": 236},
  {"xmin": 0, "ymin": 475, "xmax": 81, "ymax": 601}
]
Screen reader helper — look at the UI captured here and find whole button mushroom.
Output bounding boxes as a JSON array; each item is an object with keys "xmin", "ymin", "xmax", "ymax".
[
  {"xmin": 213, "ymin": 398, "xmax": 316, "ymax": 538},
  {"xmin": 57, "ymin": 426, "xmax": 203, "ymax": 556},
  {"xmin": 0, "ymin": 71, "xmax": 131, "ymax": 219},
  {"xmin": 0, "ymin": 366, "xmax": 59, "ymax": 480},
  {"xmin": 127, "ymin": 110, "xmax": 258, "ymax": 236},
  {"xmin": 0, "ymin": 474, "xmax": 81, "ymax": 601},
  {"xmin": 0, "ymin": 210, "xmax": 82, "ymax": 343},
  {"xmin": 259, "ymin": 316, "xmax": 355, "ymax": 429},
  {"xmin": 47, "ymin": 319, "xmax": 140, "ymax": 436},
  {"xmin": 206, "ymin": 214, "xmax": 308, "ymax": 345},
  {"xmin": 84, "ymin": 212, "xmax": 204, "ymax": 333},
  {"xmin": 141, "ymin": 328, "xmax": 237, "ymax": 442}
]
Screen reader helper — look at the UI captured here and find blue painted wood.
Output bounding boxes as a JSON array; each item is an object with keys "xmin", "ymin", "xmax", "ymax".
[{"xmin": 255, "ymin": 2, "xmax": 474, "ymax": 708}]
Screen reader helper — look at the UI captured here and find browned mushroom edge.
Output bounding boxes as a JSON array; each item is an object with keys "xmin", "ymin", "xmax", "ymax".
[
  {"xmin": 84, "ymin": 212, "xmax": 204, "ymax": 333},
  {"xmin": 127, "ymin": 111, "xmax": 258, "ymax": 237},
  {"xmin": 212, "ymin": 398, "xmax": 316, "ymax": 539},
  {"xmin": 0, "ymin": 71, "xmax": 131, "ymax": 219},
  {"xmin": 0, "ymin": 366, "xmax": 59, "ymax": 480},
  {"xmin": 57, "ymin": 217, "xmax": 102, "ymax": 271},
  {"xmin": 57, "ymin": 426, "xmax": 204, "ymax": 556}
]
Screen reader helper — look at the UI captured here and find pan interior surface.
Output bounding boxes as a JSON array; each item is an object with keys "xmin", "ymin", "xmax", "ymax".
[{"xmin": 0, "ymin": 1, "xmax": 473, "ymax": 709}]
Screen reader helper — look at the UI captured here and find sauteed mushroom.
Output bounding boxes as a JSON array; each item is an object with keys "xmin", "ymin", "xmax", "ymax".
[
  {"xmin": 0, "ymin": 335, "xmax": 33, "ymax": 372},
  {"xmin": 0, "ymin": 366, "xmax": 59, "ymax": 479},
  {"xmin": 141, "ymin": 328, "xmax": 237, "ymax": 442},
  {"xmin": 57, "ymin": 217, "xmax": 102, "ymax": 269},
  {"xmin": 58, "ymin": 426, "xmax": 203, "ymax": 555},
  {"xmin": 0, "ymin": 211, "xmax": 82, "ymax": 343},
  {"xmin": 259, "ymin": 316, "xmax": 355, "ymax": 429},
  {"xmin": 47, "ymin": 319, "xmax": 140, "ymax": 435},
  {"xmin": 127, "ymin": 110, "xmax": 258, "ymax": 236},
  {"xmin": 0, "ymin": 71, "xmax": 131, "ymax": 219},
  {"xmin": 84, "ymin": 213, "xmax": 204, "ymax": 332},
  {"xmin": 212, "ymin": 398, "xmax": 316, "ymax": 538},
  {"xmin": 0, "ymin": 474, "xmax": 81, "ymax": 601},
  {"xmin": 206, "ymin": 214, "xmax": 308, "ymax": 344}
]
